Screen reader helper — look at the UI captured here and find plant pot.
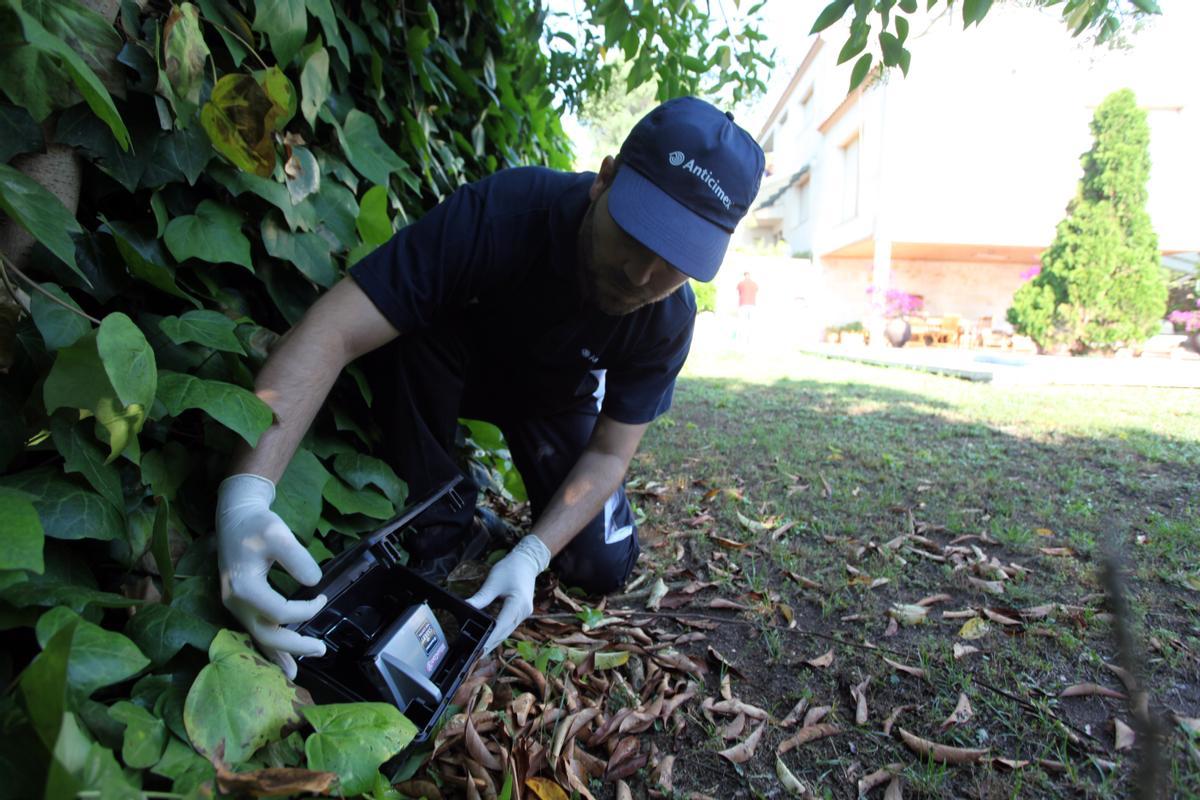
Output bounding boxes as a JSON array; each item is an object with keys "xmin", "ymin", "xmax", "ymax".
[{"xmin": 884, "ymin": 317, "xmax": 911, "ymax": 348}]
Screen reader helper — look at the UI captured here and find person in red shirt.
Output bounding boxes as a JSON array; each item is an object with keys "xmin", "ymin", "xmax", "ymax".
[{"xmin": 737, "ymin": 271, "xmax": 758, "ymax": 314}]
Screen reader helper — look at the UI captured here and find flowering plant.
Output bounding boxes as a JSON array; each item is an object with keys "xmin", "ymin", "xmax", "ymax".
[
  {"xmin": 1167, "ymin": 300, "xmax": 1200, "ymax": 332},
  {"xmin": 867, "ymin": 286, "xmax": 924, "ymax": 318}
]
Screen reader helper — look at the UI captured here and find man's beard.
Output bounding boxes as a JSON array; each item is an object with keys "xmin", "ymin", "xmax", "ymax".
[{"xmin": 576, "ymin": 201, "xmax": 675, "ymax": 316}]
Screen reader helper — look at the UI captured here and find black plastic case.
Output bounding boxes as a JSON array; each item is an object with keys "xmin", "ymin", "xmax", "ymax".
[{"xmin": 288, "ymin": 476, "xmax": 495, "ymax": 746}]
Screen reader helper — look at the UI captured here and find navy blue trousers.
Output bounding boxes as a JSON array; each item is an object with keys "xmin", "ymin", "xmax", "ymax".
[{"xmin": 363, "ymin": 327, "xmax": 640, "ymax": 595}]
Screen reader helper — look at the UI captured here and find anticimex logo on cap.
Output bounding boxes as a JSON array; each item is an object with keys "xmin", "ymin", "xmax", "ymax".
[{"xmin": 666, "ymin": 150, "xmax": 733, "ymax": 209}]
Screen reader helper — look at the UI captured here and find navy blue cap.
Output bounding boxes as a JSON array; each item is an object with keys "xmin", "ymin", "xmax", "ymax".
[{"xmin": 609, "ymin": 96, "xmax": 765, "ymax": 282}]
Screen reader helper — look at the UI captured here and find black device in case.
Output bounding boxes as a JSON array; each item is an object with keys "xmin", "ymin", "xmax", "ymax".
[{"xmin": 288, "ymin": 476, "xmax": 495, "ymax": 749}]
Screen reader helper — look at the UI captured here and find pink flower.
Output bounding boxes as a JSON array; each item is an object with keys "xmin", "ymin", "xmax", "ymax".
[{"xmin": 1020, "ymin": 264, "xmax": 1042, "ymax": 281}]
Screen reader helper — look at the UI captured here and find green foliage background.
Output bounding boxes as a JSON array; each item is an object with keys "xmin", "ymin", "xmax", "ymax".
[
  {"xmin": 1007, "ymin": 88, "xmax": 1168, "ymax": 353},
  {"xmin": 0, "ymin": 0, "xmax": 769, "ymax": 795}
]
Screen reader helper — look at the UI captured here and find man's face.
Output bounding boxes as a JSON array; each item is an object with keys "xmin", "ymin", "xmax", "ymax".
[{"xmin": 577, "ymin": 187, "xmax": 689, "ymax": 316}]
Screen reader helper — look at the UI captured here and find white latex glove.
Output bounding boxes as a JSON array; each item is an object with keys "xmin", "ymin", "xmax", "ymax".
[
  {"xmin": 466, "ymin": 535, "xmax": 551, "ymax": 654},
  {"xmin": 216, "ymin": 474, "xmax": 328, "ymax": 679}
]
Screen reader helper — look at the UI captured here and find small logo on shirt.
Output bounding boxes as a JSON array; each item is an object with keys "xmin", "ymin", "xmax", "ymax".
[
  {"xmin": 581, "ymin": 348, "xmax": 599, "ymax": 364},
  {"xmin": 668, "ymin": 151, "xmax": 685, "ymax": 166}
]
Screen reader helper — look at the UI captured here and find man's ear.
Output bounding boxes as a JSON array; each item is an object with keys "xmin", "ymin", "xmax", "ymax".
[{"xmin": 588, "ymin": 155, "xmax": 617, "ymax": 201}]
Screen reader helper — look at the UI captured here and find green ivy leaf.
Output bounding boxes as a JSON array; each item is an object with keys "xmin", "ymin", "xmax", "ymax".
[
  {"xmin": 155, "ymin": 370, "xmax": 274, "ymax": 447},
  {"xmin": 145, "ymin": 123, "xmax": 213, "ymax": 187},
  {"xmin": 124, "ymin": 602, "xmax": 217, "ymax": 667},
  {"xmin": 0, "ymin": 486, "xmax": 45, "ymax": 573},
  {"xmin": 310, "ymin": 178, "xmax": 359, "ymax": 250},
  {"xmin": 258, "ymin": 65, "xmax": 297, "ymax": 130},
  {"xmin": 108, "ymin": 701, "xmax": 167, "ymax": 769},
  {"xmin": 35, "ymin": 606, "xmax": 150, "ymax": 697},
  {"xmin": 332, "ymin": 452, "xmax": 406, "ymax": 508},
  {"xmin": 102, "ymin": 220, "xmax": 202, "ymax": 307},
  {"xmin": 149, "ymin": 500, "xmax": 175, "ymax": 603},
  {"xmin": 46, "ymin": 711, "xmax": 141, "ymax": 800},
  {"xmin": 164, "ymin": 200, "xmax": 253, "ymax": 269},
  {"xmin": 274, "ymin": 448, "xmax": 331, "ymax": 542},
  {"xmin": 29, "ymin": 282, "xmax": 91, "ymax": 350},
  {"xmin": 304, "ymin": 0, "xmax": 349, "ymax": 68},
  {"xmin": 261, "ymin": 214, "xmax": 336, "ymax": 287},
  {"xmin": 337, "ymin": 110, "xmax": 405, "ymax": 186},
  {"xmin": 0, "ymin": 163, "xmax": 85, "ymax": 282},
  {"xmin": 19, "ymin": 615, "xmax": 78, "ymax": 751},
  {"xmin": 252, "ymin": 0, "xmax": 307, "ymax": 67},
  {"xmin": 139, "ymin": 442, "xmax": 192, "ymax": 501},
  {"xmin": 49, "ymin": 417, "xmax": 124, "ymax": 513},
  {"xmin": 0, "ymin": 468, "xmax": 123, "ymax": 542},
  {"xmin": 97, "ymin": 312, "xmax": 157, "ymax": 416},
  {"xmin": 12, "ymin": 6, "xmax": 130, "ymax": 150},
  {"xmin": 160, "ymin": 2, "xmax": 210, "ymax": 124},
  {"xmin": 322, "ymin": 476, "xmax": 394, "ymax": 519},
  {"xmin": 151, "ymin": 735, "xmax": 215, "ymax": 795},
  {"xmin": 300, "ymin": 47, "xmax": 330, "ymax": 129},
  {"xmin": 184, "ymin": 629, "xmax": 301, "ymax": 764},
  {"xmin": 159, "ymin": 310, "xmax": 246, "ymax": 354},
  {"xmin": 302, "ymin": 703, "xmax": 418, "ymax": 796},
  {"xmin": 210, "ymin": 165, "xmax": 319, "ymax": 232},
  {"xmin": 356, "ymin": 184, "xmax": 392, "ymax": 246},
  {"xmin": 0, "ymin": 102, "xmax": 43, "ymax": 163}
]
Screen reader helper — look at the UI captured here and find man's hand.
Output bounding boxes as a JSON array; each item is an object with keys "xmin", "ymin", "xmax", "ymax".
[
  {"xmin": 217, "ymin": 474, "xmax": 328, "ymax": 679},
  {"xmin": 466, "ymin": 535, "xmax": 551, "ymax": 654}
]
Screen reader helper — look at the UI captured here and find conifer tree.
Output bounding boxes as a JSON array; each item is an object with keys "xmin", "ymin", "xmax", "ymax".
[{"xmin": 1008, "ymin": 88, "xmax": 1167, "ymax": 353}]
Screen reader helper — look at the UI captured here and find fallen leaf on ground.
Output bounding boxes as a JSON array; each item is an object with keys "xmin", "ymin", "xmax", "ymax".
[
  {"xmin": 992, "ymin": 758, "xmax": 1031, "ymax": 770},
  {"xmin": 1039, "ymin": 547, "xmax": 1074, "ymax": 557},
  {"xmin": 775, "ymin": 756, "xmax": 808, "ymax": 796},
  {"xmin": 953, "ymin": 644, "xmax": 980, "ymax": 660},
  {"xmin": 882, "ymin": 705, "xmax": 912, "ymax": 736},
  {"xmin": 897, "ymin": 728, "xmax": 989, "ymax": 764},
  {"xmin": 1060, "ymin": 683, "xmax": 1126, "ymax": 700},
  {"xmin": 982, "ymin": 608, "xmax": 1021, "ymax": 626},
  {"xmin": 805, "ymin": 649, "xmax": 834, "ymax": 669},
  {"xmin": 777, "ymin": 724, "xmax": 841, "ymax": 755},
  {"xmin": 720, "ymin": 712, "xmax": 747, "ymax": 740},
  {"xmin": 647, "ymin": 577, "xmax": 669, "ymax": 611},
  {"xmin": 1114, "ymin": 719, "xmax": 1135, "ymax": 750},
  {"xmin": 718, "ymin": 722, "xmax": 765, "ymax": 764},
  {"xmin": 802, "ymin": 706, "xmax": 831, "ymax": 728},
  {"xmin": 708, "ymin": 598, "xmax": 750, "ymax": 610},
  {"xmin": 1035, "ymin": 527, "xmax": 1054, "ymax": 537},
  {"xmin": 967, "ymin": 577, "xmax": 1006, "ymax": 595},
  {"xmin": 526, "ymin": 777, "xmax": 570, "ymax": 800},
  {"xmin": 852, "ymin": 677, "xmax": 871, "ymax": 724},
  {"xmin": 884, "ymin": 776, "xmax": 903, "ymax": 800},
  {"xmin": 1174, "ymin": 714, "xmax": 1200, "ymax": 735},
  {"xmin": 939, "ymin": 694, "xmax": 973, "ymax": 731},
  {"xmin": 707, "ymin": 646, "xmax": 745, "ymax": 677},
  {"xmin": 958, "ymin": 618, "xmax": 991, "ymax": 640},
  {"xmin": 615, "ymin": 780, "xmax": 633, "ymax": 800},
  {"xmin": 215, "ymin": 766, "xmax": 337, "ymax": 796},
  {"xmin": 780, "ymin": 697, "xmax": 809, "ymax": 728},
  {"xmin": 882, "ymin": 657, "xmax": 926, "ymax": 680},
  {"xmin": 889, "ymin": 604, "xmax": 928, "ymax": 626},
  {"xmin": 650, "ymin": 754, "xmax": 675, "ymax": 792},
  {"xmin": 394, "ymin": 780, "xmax": 443, "ymax": 800},
  {"xmin": 778, "ymin": 603, "xmax": 796, "ymax": 628},
  {"xmin": 857, "ymin": 764, "xmax": 901, "ymax": 795},
  {"xmin": 711, "ymin": 536, "xmax": 750, "ymax": 550},
  {"xmin": 916, "ymin": 593, "xmax": 953, "ymax": 607}
]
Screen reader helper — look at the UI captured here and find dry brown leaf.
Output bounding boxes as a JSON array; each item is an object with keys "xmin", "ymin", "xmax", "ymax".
[
  {"xmin": 897, "ymin": 728, "xmax": 989, "ymax": 764},
  {"xmin": 1174, "ymin": 714, "xmax": 1200, "ymax": 735},
  {"xmin": 1060, "ymin": 683, "xmax": 1126, "ymax": 700},
  {"xmin": 857, "ymin": 764, "xmax": 902, "ymax": 795},
  {"xmin": 780, "ymin": 697, "xmax": 809, "ymax": 728},
  {"xmin": 708, "ymin": 598, "xmax": 751, "ymax": 611},
  {"xmin": 720, "ymin": 712, "xmax": 747, "ymax": 740},
  {"xmin": 650, "ymin": 754, "xmax": 675, "ymax": 792},
  {"xmin": 526, "ymin": 777, "xmax": 570, "ymax": 800},
  {"xmin": 1019, "ymin": 603, "xmax": 1058, "ymax": 619},
  {"xmin": 952, "ymin": 644, "xmax": 980, "ymax": 660},
  {"xmin": 883, "ymin": 616, "xmax": 899, "ymax": 638},
  {"xmin": 805, "ymin": 649, "xmax": 834, "ymax": 669},
  {"xmin": 1114, "ymin": 719, "xmax": 1136, "ymax": 751},
  {"xmin": 707, "ymin": 645, "xmax": 746, "ymax": 678},
  {"xmin": 802, "ymin": 705, "xmax": 831, "ymax": 728},
  {"xmin": 604, "ymin": 736, "xmax": 645, "ymax": 781},
  {"xmin": 967, "ymin": 577, "xmax": 1006, "ymax": 595},
  {"xmin": 646, "ymin": 577, "xmax": 669, "ymax": 611},
  {"xmin": 615, "ymin": 780, "xmax": 633, "ymax": 800},
  {"xmin": 778, "ymin": 603, "xmax": 797, "ymax": 628},
  {"xmin": 718, "ymin": 721, "xmax": 766, "ymax": 764},
  {"xmin": 982, "ymin": 608, "xmax": 1021, "ymax": 626},
  {"xmin": 551, "ymin": 708, "xmax": 599, "ymax": 764},
  {"xmin": 776, "ymin": 723, "xmax": 841, "ymax": 755},
  {"xmin": 991, "ymin": 758, "xmax": 1031, "ymax": 771},
  {"xmin": 465, "ymin": 712, "xmax": 504, "ymax": 772},
  {"xmin": 943, "ymin": 609, "xmax": 980, "ymax": 620},
  {"xmin": 882, "ymin": 705, "xmax": 911, "ymax": 736},
  {"xmin": 1035, "ymin": 527, "xmax": 1054, "ymax": 537},
  {"xmin": 852, "ymin": 677, "xmax": 871, "ymax": 724},
  {"xmin": 706, "ymin": 698, "xmax": 770, "ymax": 720},
  {"xmin": 939, "ymin": 694, "xmax": 973, "ymax": 731},
  {"xmin": 215, "ymin": 765, "xmax": 336, "ymax": 797},
  {"xmin": 785, "ymin": 571, "xmax": 822, "ymax": 590},
  {"xmin": 884, "ymin": 776, "xmax": 903, "ymax": 800},
  {"xmin": 775, "ymin": 756, "xmax": 808, "ymax": 796},
  {"xmin": 882, "ymin": 657, "xmax": 926, "ymax": 680},
  {"xmin": 1038, "ymin": 759, "xmax": 1068, "ymax": 773},
  {"xmin": 711, "ymin": 535, "xmax": 750, "ymax": 550},
  {"xmin": 916, "ymin": 593, "xmax": 953, "ymax": 607},
  {"xmin": 1039, "ymin": 547, "xmax": 1074, "ymax": 557},
  {"xmin": 888, "ymin": 604, "xmax": 928, "ymax": 626}
]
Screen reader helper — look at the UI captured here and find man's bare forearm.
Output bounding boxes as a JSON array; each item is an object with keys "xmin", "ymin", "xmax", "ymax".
[
  {"xmin": 529, "ymin": 448, "xmax": 630, "ymax": 557},
  {"xmin": 229, "ymin": 279, "xmax": 400, "ymax": 482}
]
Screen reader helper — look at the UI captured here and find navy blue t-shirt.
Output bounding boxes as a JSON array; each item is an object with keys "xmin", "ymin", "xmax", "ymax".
[{"xmin": 349, "ymin": 167, "xmax": 695, "ymax": 425}]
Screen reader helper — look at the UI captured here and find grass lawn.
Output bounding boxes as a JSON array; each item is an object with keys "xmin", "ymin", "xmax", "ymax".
[{"xmin": 620, "ymin": 339, "xmax": 1200, "ymax": 798}]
